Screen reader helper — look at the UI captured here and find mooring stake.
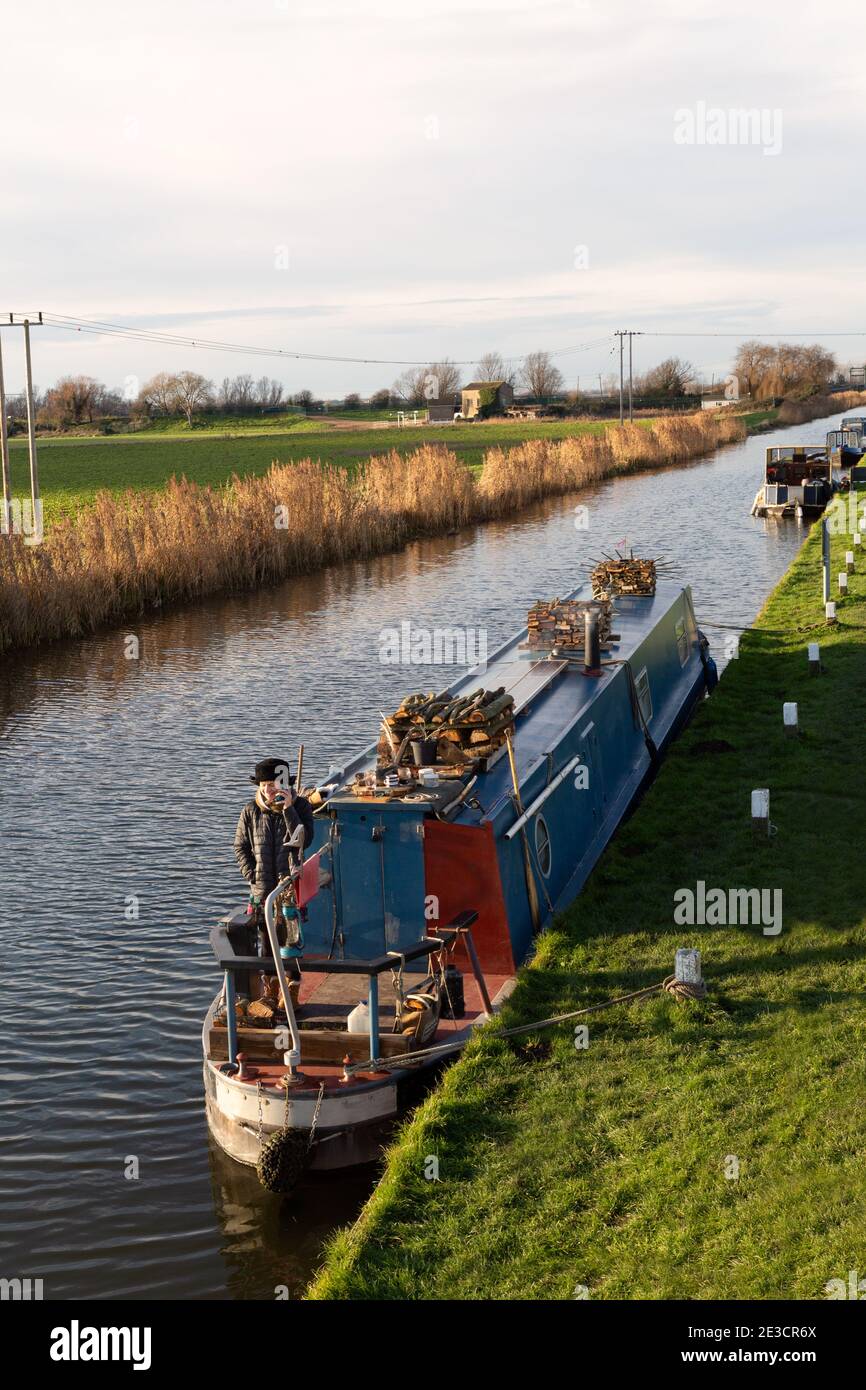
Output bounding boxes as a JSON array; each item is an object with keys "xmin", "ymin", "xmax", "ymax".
[
  {"xmin": 751, "ymin": 788, "xmax": 770, "ymax": 839},
  {"xmin": 675, "ymin": 947, "xmax": 703, "ymax": 987}
]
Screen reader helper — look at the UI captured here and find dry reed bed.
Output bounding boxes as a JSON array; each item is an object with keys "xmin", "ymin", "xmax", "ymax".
[
  {"xmin": 0, "ymin": 412, "xmax": 744, "ymax": 653},
  {"xmin": 775, "ymin": 390, "xmax": 866, "ymax": 427}
]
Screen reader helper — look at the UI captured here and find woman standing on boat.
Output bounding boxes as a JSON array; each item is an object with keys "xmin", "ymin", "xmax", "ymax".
[{"xmin": 234, "ymin": 758, "xmax": 315, "ymax": 980}]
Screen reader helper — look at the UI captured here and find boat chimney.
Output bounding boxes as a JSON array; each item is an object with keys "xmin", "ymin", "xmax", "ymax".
[{"xmin": 584, "ymin": 608, "xmax": 602, "ymax": 675}]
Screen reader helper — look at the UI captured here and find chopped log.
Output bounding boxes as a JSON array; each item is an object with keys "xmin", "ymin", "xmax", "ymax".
[
  {"xmin": 467, "ymin": 692, "xmax": 515, "ymax": 724},
  {"xmin": 469, "ymin": 713, "xmax": 515, "ymax": 744}
]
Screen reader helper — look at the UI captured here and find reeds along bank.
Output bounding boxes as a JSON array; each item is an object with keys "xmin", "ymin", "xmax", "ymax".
[{"xmin": 0, "ymin": 412, "xmax": 746, "ymax": 654}]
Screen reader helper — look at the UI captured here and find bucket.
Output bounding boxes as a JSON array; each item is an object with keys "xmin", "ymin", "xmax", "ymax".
[{"xmin": 411, "ymin": 739, "xmax": 438, "ymax": 766}]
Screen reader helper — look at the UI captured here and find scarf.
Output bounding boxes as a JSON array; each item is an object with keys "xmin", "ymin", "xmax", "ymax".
[{"xmin": 256, "ymin": 787, "xmax": 292, "ymax": 814}]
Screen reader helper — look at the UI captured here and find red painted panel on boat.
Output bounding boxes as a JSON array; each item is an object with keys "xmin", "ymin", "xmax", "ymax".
[{"xmin": 423, "ymin": 820, "xmax": 515, "ymax": 975}]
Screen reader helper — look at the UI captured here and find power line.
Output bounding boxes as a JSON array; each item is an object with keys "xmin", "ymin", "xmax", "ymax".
[
  {"xmin": 29, "ymin": 312, "xmax": 612, "ymax": 370},
  {"xmin": 640, "ymin": 330, "xmax": 866, "ymax": 338}
]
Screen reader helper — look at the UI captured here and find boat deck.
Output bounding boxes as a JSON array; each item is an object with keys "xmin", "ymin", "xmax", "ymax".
[
  {"xmin": 296, "ymin": 963, "xmax": 508, "ymax": 1028},
  {"xmin": 206, "ymin": 967, "xmax": 511, "ymax": 1095}
]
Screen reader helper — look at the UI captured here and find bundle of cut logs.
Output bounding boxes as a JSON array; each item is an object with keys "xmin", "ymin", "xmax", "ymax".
[
  {"xmin": 590, "ymin": 553, "xmax": 658, "ymax": 599},
  {"xmin": 378, "ymin": 687, "xmax": 516, "ymax": 767},
  {"xmin": 526, "ymin": 598, "xmax": 613, "ymax": 651}
]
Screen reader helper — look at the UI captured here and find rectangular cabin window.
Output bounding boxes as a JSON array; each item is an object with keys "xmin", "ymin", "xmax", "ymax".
[
  {"xmin": 675, "ymin": 617, "xmax": 689, "ymax": 666},
  {"xmin": 635, "ymin": 667, "xmax": 652, "ymax": 724}
]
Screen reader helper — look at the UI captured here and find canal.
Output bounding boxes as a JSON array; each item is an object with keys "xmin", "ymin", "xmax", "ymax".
[{"xmin": 0, "ymin": 410, "xmax": 843, "ymax": 1299}]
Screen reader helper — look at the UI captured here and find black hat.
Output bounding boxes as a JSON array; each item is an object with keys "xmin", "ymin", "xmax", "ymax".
[{"xmin": 250, "ymin": 757, "xmax": 295, "ymax": 787}]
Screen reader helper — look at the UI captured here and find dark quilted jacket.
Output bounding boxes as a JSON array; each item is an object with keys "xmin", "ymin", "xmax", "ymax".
[{"xmin": 233, "ymin": 796, "xmax": 315, "ymax": 897}]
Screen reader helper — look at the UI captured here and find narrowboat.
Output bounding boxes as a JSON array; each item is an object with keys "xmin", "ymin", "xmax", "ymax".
[
  {"xmin": 203, "ymin": 570, "xmax": 717, "ymax": 1185},
  {"xmin": 751, "ymin": 444, "xmax": 833, "ymax": 518},
  {"xmin": 826, "ymin": 428, "xmax": 864, "ymax": 475},
  {"xmin": 751, "ymin": 434, "xmax": 863, "ymax": 520}
]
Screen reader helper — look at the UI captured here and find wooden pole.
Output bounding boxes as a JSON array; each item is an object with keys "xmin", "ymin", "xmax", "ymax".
[
  {"xmin": 23, "ymin": 320, "xmax": 39, "ymax": 519},
  {"xmin": 505, "ymin": 729, "xmax": 541, "ymax": 933},
  {"xmin": 0, "ymin": 333, "xmax": 11, "ymax": 535}
]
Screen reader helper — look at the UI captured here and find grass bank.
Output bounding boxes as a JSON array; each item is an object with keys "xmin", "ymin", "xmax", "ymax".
[
  {"xmin": 309, "ymin": 494, "xmax": 866, "ymax": 1301},
  {"xmin": 0, "ymin": 413, "xmax": 743, "ymax": 654}
]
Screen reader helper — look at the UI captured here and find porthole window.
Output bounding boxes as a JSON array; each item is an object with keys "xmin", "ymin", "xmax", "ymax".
[{"xmin": 535, "ymin": 815, "xmax": 552, "ymax": 877}]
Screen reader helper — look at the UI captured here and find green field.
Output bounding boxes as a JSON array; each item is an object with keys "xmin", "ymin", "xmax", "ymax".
[
  {"xmin": 8, "ymin": 418, "xmax": 612, "ymax": 526},
  {"xmin": 310, "ymin": 499, "xmax": 866, "ymax": 1300}
]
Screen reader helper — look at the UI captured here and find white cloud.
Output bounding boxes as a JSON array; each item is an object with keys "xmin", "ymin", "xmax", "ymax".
[{"xmin": 2, "ymin": 0, "xmax": 866, "ymax": 392}]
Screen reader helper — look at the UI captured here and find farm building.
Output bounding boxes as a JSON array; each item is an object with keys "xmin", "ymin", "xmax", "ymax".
[
  {"xmin": 426, "ymin": 395, "xmax": 461, "ymax": 422},
  {"xmin": 460, "ymin": 380, "xmax": 514, "ymax": 419}
]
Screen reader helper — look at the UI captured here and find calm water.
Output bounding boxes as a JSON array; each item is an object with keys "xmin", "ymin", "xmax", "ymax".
[{"xmin": 0, "ymin": 412, "xmax": 838, "ymax": 1299}]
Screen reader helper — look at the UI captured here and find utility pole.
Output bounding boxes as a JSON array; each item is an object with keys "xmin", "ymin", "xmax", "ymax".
[
  {"xmin": 23, "ymin": 318, "xmax": 40, "ymax": 516},
  {"xmin": 628, "ymin": 331, "xmax": 634, "ymax": 422},
  {"xmin": 617, "ymin": 331, "xmax": 624, "ymax": 424},
  {"xmin": 598, "ymin": 373, "xmax": 603, "ymax": 398},
  {"xmin": 0, "ymin": 314, "xmax": 43, "ymax": 530},
  {"xmin": 0, "ymin": 334, "xmax": 10, "ymax": 535}
]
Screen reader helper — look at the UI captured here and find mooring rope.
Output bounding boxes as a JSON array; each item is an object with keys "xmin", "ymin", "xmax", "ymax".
[{"xmin": 344, "ymin": 971, "xmax": 707, "ymax": 1077}]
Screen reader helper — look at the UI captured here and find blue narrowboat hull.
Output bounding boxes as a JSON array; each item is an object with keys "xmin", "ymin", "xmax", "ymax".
[
  {"xmin": 205, "ymin": 579, "xmax": 716, "ymax": 1172},
  {"xmin": 300, "ymin": 580, "xmax": 712, "ymax": 970}
]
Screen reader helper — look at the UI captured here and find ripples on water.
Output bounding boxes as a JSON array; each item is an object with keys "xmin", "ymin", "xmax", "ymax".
[{"xmin": 0, "ymin": 414, "xmax": 829, "ymax": 1297}]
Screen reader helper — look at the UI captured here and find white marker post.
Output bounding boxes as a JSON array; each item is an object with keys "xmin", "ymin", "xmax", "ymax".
[
  {"xmin": 675, "ymin": 948, "xmax": 703, "ymax": 987},
  {"xmin": 846, "ymin": 550, "xmax": 855, "ymax": 574},
  {"xmin": 807, "ymin": 642, "xmax": 821, "ymax": 676},
  {"xmin": 826, "ymin": 601, "xmax": 837, "ymax": 625},
  {"xmin": 751, "ymin": 788, "xmax": 770, "ymax": 840},
  {"xmin": 855, "ymin": 532, "xmax": 862, "ymax": 548},
  {"xmin": 783, "ymin": 702, "xmax": 798, "ymax": 738},
  {"xmin": 839, "ymin": 572, "xmax": 848, "ymax": 595}
]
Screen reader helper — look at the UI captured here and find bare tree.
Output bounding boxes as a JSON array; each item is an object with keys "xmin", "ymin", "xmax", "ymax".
[
  {"xmin": 731, "ymin": 341, "xmax": 775, "ymax": 400},
  {"xmin": 475, "ymin": 351, "xmax": 516, "ymax": 385},
  {"xmin": 521, "ymin": 351, "xmax": 564, "ymax": 402},
  {"xmin": 393, "ymin": 359, "xmax": 461, "ymax": 405},
  {"xmin": 638, "ymin": 357, "xmax": 695, "ymax": 396},
  {"xmin": 392, "ymin": 367, "xmax": 429, "ymax": 406},
  {"xmin": 731, "ymin": 340, "xmax": 836, "ymax": 401},
  {"xmin": 171, "ymin": 371, "xmax": 213, "ymax": 425},
  {"xmin": 232, "ymin": 374, "xmax": 255, "ymax": 412},
  {"xmin": 139, "ymin": 372, "xmax": 178, "ymax": 417},
  {"xmin": 39, "ymin": 375, "xmax": 105, "ymax": 426},
  {"xmin": 369, "ymin": 388, "xmax": 391, "ymax": 409},
  {"xmin": 256, "ymin": 376, "xmax": 284, "ymax": 410}
]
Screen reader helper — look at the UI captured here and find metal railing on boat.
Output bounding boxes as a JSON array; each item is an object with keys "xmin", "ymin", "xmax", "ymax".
[{"xmin": 211, "ymin": 909, "xmax": 485, "ymax": 1070}]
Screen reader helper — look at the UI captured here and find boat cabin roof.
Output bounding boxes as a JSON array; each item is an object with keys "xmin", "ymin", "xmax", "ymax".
[{"xmin": 320, "ymin": 580, "xmax": 690, "ymax": 821}]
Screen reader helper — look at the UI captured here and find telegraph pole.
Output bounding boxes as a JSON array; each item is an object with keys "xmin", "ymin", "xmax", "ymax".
[
  {"xmin": 617, "ymin": 331, "xmax": 624, "ymax": 423},
  {"xmin": 23, "ymin": 319, "xmax": 40, "ymax": 515},
  {"xmin": 1, "ymin": 313, "xmax": 43, "ymax": 529},
  {"xmin": 628, "ymin": 331, "xmax": 634, "ymax": 422},
  {"xmin": 0, "ymin": 334, "xmax": 11, "ymax": 535}
]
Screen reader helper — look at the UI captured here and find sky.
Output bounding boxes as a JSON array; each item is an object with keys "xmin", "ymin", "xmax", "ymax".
[{"xmin": 3, "ymin": 0, "xmax": 866, "ymax": 398}]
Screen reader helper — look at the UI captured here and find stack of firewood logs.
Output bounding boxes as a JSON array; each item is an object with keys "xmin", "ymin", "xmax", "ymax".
[
  {"xmin": 526, "ymin": 598, "xmax": 613, "ymax": 651},
  {"xmin": 591, "ymin": 553, "xmax": 658, "ymax": 599},
  {"xmin": 378, "ymin": 687, "xmax": 516, "ymax": 767}
]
